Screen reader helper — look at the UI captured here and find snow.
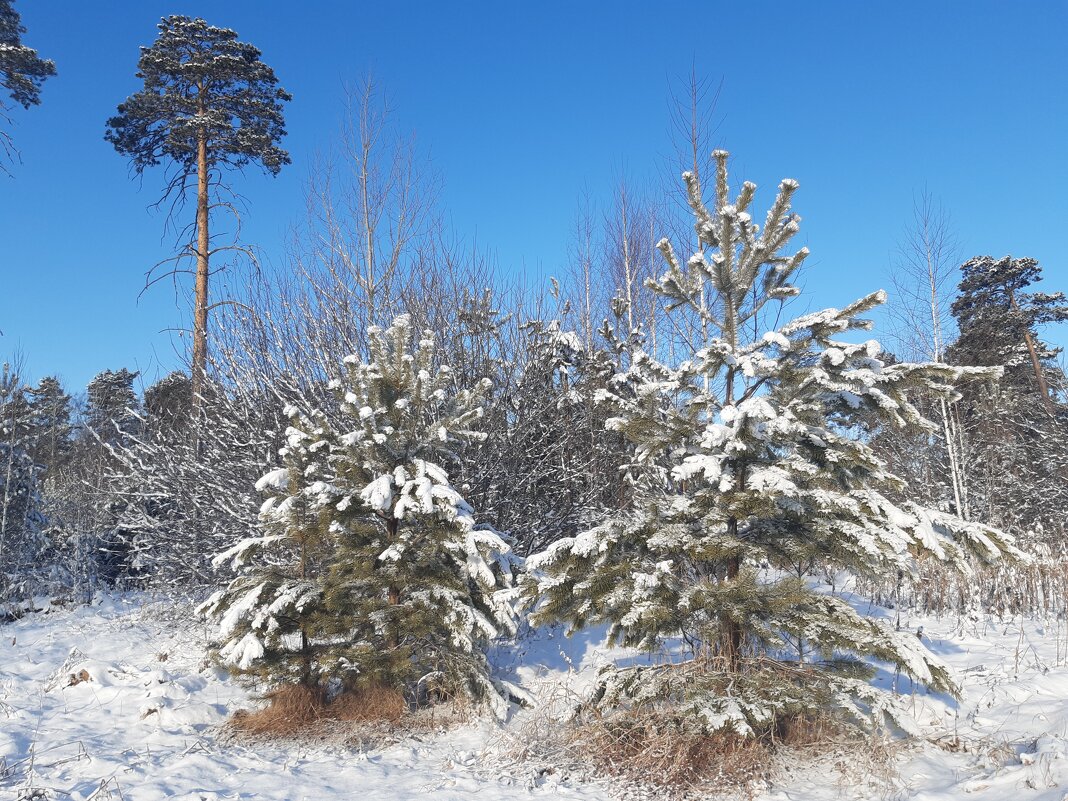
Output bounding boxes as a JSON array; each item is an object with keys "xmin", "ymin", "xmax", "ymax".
[
  {"xmin": 256, "ymin": 470, "xmax": 291, "ymax": 496},
  {"xmin": 8, "ymin": 595, "xmax": 1068, "ymax": 799},
  {"xmin": 359, "ymin": 473, "xmax": 393, "ymax": 512}
]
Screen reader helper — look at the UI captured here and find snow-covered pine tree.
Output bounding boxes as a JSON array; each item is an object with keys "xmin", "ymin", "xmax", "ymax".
[
  {"xmin": 527, "ymin": 151, "xmax": 1018, "ymax": 737},
  {"xmin": 81, "ymin": 368, "xmax": 144, "ymax": 584},
  {"xmin": 84, "ymin": 368, "xmax": 141, "ymax": 445},
  {"xmin": 320, "ymin": 315, "xmax": 517, "ymax": 711},
  {"xmin": 202, "ymin": 316, "xmax": 517, "ymax": 712}
]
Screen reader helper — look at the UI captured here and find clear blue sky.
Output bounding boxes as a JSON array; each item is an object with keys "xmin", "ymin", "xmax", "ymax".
[{"xmin": 1, "ymin": 1, "xmax": 1065, "ymax": 392}]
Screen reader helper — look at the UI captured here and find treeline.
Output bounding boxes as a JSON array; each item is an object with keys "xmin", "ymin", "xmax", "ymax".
[{"xmin": 2, "ymin": 79, "xmax": 1066, "ymax": 621}]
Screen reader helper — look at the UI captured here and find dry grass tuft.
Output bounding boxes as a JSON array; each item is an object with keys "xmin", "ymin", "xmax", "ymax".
[
  {"xmin": 571, "ymin": 708, "xmax": 772, "ymax": 796},
  {"xmin": 229, "ymin": 684, "xmax": 328, "ymax": 737},
  {"xmin": 494, "ymin": 673, "xmax": 875, "ymax": 799},
  {"xmin": 225, "ymin": 682, "xmax": 449, "ymax": 747},
  {"xmin": 329, "ymin": 686, "xmax": 407, "ymax": 724}
]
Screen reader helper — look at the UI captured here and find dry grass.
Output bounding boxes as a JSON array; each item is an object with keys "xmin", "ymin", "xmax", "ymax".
[
  {"xmin": 489, "ymin": 672, "xmax": 888, "ymax": 800},
  {"xmin": 226, "ymin": 682, "xmax": 465, "ymax": 748},
  {"xmin": 229, "ymin": 684, "xmax": 329, "ymax": 738},
  {"xmin": 570, "ymin": 709, "xmax": 773, "ymax": 796},
  {"xmin": 329, "ymin": 686, "xmax": 406, "ymax": 724},
  {"xmin": 567, "ymin": 707, "xmax": 895, "ymax": 799}
]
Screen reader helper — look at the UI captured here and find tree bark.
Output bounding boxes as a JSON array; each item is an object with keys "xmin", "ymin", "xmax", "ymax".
[
  {"xmin": 724, "ymin": 523, "xmax": 742, "ymax": 670},
  {"xmin": 192, "ymin": 96, "xmax": 210, "ymax": 428},
  {"xmin": 1009, "ymin": 290, "xmax": 1053, "ymax": 411},
  {"xmin": 386, "ymin": 516, "xmax": 400, "ymax": 649}
]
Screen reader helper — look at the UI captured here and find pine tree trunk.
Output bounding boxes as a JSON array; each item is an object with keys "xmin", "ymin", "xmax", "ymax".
[
  {"xmin": 192, "ymin": 95, "xmax": 210, "ymax": 428},
  {"xmin": 386, "ymin": 516, "xmax": 400, "ymax": 649},
  {"xmin": 1009, "ymin": 290, "xmax": 1053, "ymax": 410},
  {"xmin": 724, "ymin": 517, "xmax": 742, "ymax": 669},
  {"xmin": 722, "ymin": 361, "xmax": 743, "ymax": 670}
]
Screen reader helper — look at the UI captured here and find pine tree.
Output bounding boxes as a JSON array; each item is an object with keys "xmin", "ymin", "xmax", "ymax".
[
  {"xmin": 0, "ymin": 0, "xmax": 56, "ymax": 165},
  {"xmin": 106, "ymin": 16, "xmax": 291, "ymax": 415},
  {"xmin": 80, "ymin": 368, "xmax": 143, "ymax": 584},
  {"xmin": 527, "ymin": 151, "xmax": 1017, "ymax": 737},
  {"xmin": 144, "ymin": 371, "xmax": 193, "ymax": 442},
  {"xmin": 27, "ymin": 375, "xmax": 72, "ymax": 478},
  {"xmin": 946, "ymin": 255, "xmax": 1068, "ymax": 545},
  {"xmin": 949, "ymin": 256, "xmax": 1067, "ymax": 406},
  {"xmin": 201, "ymin": 316, "xmax": 518, "ymax": 713},
  {"xmin": 84, "ymin": 368, "xmax": 141, "ymax": 445}
]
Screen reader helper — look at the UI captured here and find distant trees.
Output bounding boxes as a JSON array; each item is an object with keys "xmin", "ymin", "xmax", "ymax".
[
  {"xmin": 0, "ymin": 362, "xmax": 46, "ymax": 604},
  {"xmin": 949, "ymin": 256, "xmax": 1067, "ymax": 405},
  {"xmin": 84, "ymin": 368, "xmax": 140, "ymax": 445},
  {"xmin": 873, "ymin": 240, "xmax": 1068, "ymax": 614},
  {"xmin": 106, "ymin": 16, "xmax": 291, "ymax": 416},
  {"xmin": 0, "ymin": 0, "xmax": 55, "ymax": 167}
]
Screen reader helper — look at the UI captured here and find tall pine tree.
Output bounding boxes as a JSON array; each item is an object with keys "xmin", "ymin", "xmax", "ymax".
[
  {"xmin": 106, "ymin": 16, "xmax": 291, "ymax": 416},
  {"xmin": 946, "ymin": 255, "xmax": 1068, "ymax": 544}
]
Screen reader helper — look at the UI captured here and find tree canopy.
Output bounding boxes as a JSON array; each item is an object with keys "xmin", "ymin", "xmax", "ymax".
[{"xmin": 105, "ymin": 15, "xmax": 290, "ymax": 186}]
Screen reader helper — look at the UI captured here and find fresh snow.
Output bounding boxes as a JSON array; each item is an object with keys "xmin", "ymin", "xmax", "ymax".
[{"xmin": 6, "ymin": 595, "xmax": 1068, "ymax": 799}]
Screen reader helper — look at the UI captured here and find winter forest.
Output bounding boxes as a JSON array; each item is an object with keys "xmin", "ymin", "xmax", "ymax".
[{"xmin": 3, "ymin": 4, "xmax": 1068, "ymax": 800}]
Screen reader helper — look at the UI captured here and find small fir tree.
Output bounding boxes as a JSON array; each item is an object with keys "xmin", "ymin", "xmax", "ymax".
[
  {"xmin": 201, "ymin": 316, "xmax": 517, "ymax": 713},
  {"xmin": 526, "ymin": 151, "xmax": 1018, "ymax": 736}
]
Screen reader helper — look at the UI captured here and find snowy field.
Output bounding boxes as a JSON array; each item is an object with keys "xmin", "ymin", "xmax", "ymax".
[{"xmin": 3, "ymin": 595, "xmax": 1068, "ymax": 801}]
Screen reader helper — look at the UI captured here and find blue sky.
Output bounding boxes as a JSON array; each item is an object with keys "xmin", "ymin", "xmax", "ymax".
[{"xmin": 1, "ymin": 1, "xmax": 1065, "ymax": 392}]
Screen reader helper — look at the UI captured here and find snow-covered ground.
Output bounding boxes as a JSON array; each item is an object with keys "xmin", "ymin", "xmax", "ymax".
[{"xmin": 3, "ymin": 595, "xmax": 1068, "ymax": 800}]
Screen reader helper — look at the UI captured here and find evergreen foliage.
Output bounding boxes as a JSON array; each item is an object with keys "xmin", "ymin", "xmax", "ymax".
[
  {"xmin": 200, "ymin": 316, "xmax": 518, "ymax": 713},
  {"xmin": 105, "ymin": 16, "xmax": 290, "ymax": 179},
  {"xmin": 27, "ymin": 376, "xmax": 73, "ymax": 477},
  {"xmin": 945, "ymin": 255, "xmax": 1068, "ymax": 543},
  {"xmin": 0, "ymin": 0, "xmax": 55, "ymax": 111},
  {"xmin": 0, "ymin": 0, "xmax": 55, "ymax": 167},
  {"xmin": 144, "ymin": 371, "xmax": 194, "ymax": 442},
  {"xmin": 526, "ymin": 151, "xmax": 1017, "ymax": 736},
  {"xmin": 949, "ymin": 256, "xmax": 1067, "ymax": 388},
  {"xmin": 85, "ymin": 368, "xmax": 141, "ymax": 445}
]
